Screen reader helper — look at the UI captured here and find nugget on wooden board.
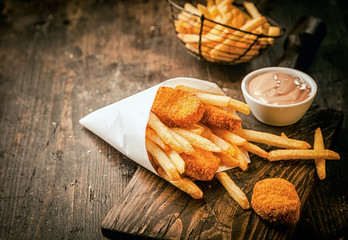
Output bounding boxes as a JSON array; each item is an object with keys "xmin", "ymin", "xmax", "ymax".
[{"xmin": 251, "ymin": 178, "xmax": 301, "ymax": 225}]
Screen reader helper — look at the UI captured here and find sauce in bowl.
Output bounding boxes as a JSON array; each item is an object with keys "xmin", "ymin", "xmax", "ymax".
[{"xmin": 248, "ymin": 72, "xmax": 311, "ymax": 105}]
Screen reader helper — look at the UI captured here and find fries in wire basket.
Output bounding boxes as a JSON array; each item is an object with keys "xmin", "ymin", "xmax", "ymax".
[
  {"xmin": 168, "ymin": 0, "xmax": 283, "ymax": 64},
  {"xmin": 145, "ymin": 85, "xmax": 340, "ymax": 209}
]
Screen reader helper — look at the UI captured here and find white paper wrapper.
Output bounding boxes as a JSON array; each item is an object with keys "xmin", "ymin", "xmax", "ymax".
[{"xmin": 79, "ymin": 77, "xmax": 235, "ymax": 176}]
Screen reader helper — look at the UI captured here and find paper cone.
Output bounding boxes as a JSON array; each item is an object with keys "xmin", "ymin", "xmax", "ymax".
[{"xmin": 79, "ymin": 77, "xmax": 231, "ymax": 176}]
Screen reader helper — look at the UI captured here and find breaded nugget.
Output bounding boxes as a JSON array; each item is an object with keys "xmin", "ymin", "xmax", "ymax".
[
  {"xmin": 201, "ymin": 104, "xmax": 242, "ymax": 131},
  {"xmin": 180, "ymin": 147, "xmax": 221, "ymax": 181},
  {"xmin": 251, "ymin": 178, "xmax": 301, "ymax": 225},
  {"xmin": 151, "ymin": 86, "xmax": 205, "ymax": 128}
]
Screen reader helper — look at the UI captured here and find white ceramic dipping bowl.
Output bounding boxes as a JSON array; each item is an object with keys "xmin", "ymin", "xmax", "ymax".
[{"xmin": 241, "ymin": 67, "xmax": 317, "ymax": 126}]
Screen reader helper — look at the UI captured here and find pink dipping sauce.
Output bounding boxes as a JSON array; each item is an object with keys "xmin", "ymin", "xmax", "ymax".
[{"xmin": 248, "ymin": 72, "xmax": 311, "ymax": 105}]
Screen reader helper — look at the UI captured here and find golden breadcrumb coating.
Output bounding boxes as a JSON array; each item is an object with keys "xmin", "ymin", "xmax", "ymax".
[
  {"xmin": 151, "ymin": 86, "xmax": 205, "ymax": 127},
  {"xmin": 201, "ymin": 104, "xmax": 242, "ymax": 131},
  {"xmin": 251, "ymin": 178, "xmax": 301, "ymax": 225},
  {"xmin": 180, "ymin": 147, "xmax": 221, "ymax": 181}
]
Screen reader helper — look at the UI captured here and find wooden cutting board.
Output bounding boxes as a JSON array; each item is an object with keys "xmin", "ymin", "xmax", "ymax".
[{"xmin": 101, "ymin": 107, "xmax": 343, "ymax": 240}]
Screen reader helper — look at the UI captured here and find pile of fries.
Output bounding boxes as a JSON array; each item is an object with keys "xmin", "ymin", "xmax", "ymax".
[
  {"xmin": 169, "ymin": 0, "xmax": 282, "ymax": 64},
  {"xmin": 145, "ymin": 85, "xmax": 340, "ymax": 209}
]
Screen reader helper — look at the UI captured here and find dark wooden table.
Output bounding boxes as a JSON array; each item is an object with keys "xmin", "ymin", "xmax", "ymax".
[{"xmin": 0, "ymin": 0, "xmax": 347, "ymax": 239}]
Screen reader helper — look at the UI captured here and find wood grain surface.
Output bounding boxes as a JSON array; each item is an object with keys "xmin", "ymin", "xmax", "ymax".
[
  {"xmin": 101, "ymin": 108, "xmax": 343, "ymax": 240},
  {"xmin": 0, "ymin": 0, "xmax": 347, "ymax": 239}
]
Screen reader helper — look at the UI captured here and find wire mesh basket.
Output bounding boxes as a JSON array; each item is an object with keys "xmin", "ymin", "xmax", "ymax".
[{"xmin": 168, "ymin": 0, "xmax": 284, "ymax": 65}]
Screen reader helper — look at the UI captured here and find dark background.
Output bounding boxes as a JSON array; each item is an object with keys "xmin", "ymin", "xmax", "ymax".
[{"xmin": 0, "ymin": 0, "xmax": 347, "ymax": 239}]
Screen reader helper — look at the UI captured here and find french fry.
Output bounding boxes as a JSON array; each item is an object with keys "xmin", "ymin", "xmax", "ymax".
[
  {"xmin": 174, "ymin": 20, "xmax": 190, "ymax": 34},
  {"xmin": 208, "ymin": 128, "xmax": 238, "ymax": 158},
  {"xmin": 210, "ymin": 17, "xmax": 267, "ymax": 58},
  {"xmin": 208, "ymin": 5, "xmax": 219, "ymax": 19},
  {"xmin": 207, "ymin": 0, "xmax": 215, "ymax": 8},
  {"xmin": 174, "ymin": 85, "xmax": 209, "ymax": 94},
  {"xmin": 231, "ymin": 5, "xmax": 241, "ymax": 16},
  {"xmin": 218, "ymin": 153, "xmax": 240, "ymax": 168},
  {"xmin": 184, "ymin": 3, "xmax": 201, "ymax": 16},
  {"xmin": 220, "ymin": 0, "xmax": 235, "ymax": 7},
  {"xmin": 177, "ymin": 11, "xmax": 193, "ymax": 22},
  {"xmin": 211, "ymin": 126, "xmax": 247, "ymax": 145},
  {"xmin": 209, "ymin": 133, "xmax": 231, "ymax": 153},
  {"xmin": 146, "ymin": 127, "xmax": 170, "ymax": 152},
  {"xmin": 147, "ymin": 112, "xmax": 184, "ymax": 153},
  {"xmin": 217, "ymin": 1, "xmax": 232, "ymax": 15},
  {"xmin": 176, "ymin": 15, "xmax": 200, "ymax": 35},
  {"xmin": 170, "ymin": 129, "xmax": 195, "ymax": 154},
  {"xmin": 207, "ymin": 131, "xmax": 237, "ymax": 157},
  {"xmin": 268, "ymin": 149, "xmax": 340, "ymax": 161},
  {"xmin": 262, "ymin": 22, "xmax": 270, "ymax": 34},
  {"xmin": 234, "ymin": 145, "xmax": 248, "ymax": 170},
  {"xmin": 223, "ymin": 12, "xmax": 234, "ymax": 24},
  {"xmin": 179, "ymin": 32, "xmax": 221, "ymax": 45},
  {"xmin": 233, "ymin": 11, "xmax": 247, "ymax": 28},
  {"xmin": 240, "ymin": 147, "xmax": 251, "ymax": 163},
  {"xmin": 228, "ymin": 98, "xmax": 250, "ymax": 115},
  {"xmin": 184, "ymin": 43, "xmax": 216, "ymax": 60},
  {"xmin": 234, "ymin": 128, "xmax": 311, "ymax": 149},
  {"xmin": 146, "ymin": 138, "xmax": 180, "ymax": 181},
  {"xmin": 195, "ymin": 92, "xmax": 231, "ymax": 107},
  {"xmin": 197, "ymin": 122, "xmax": 213, "ymax": 139},
  {"xmin": 203, "ymin": 25, "xmax": 224, "ymax": 40},
  {"xmin": 197, "ymin": 4, "xmax": 211, "ymax": 18},
  {"xmin": 243, "ymin": 1, "xmax": 262, "ymax": 19},
  {"xmin": 175, "ymin": 85, "xmax": 201, "ymax": 93},
  {"xmin": 176, "ymin": 11, "xmax": 201, "ymax": 35},
  {"xmin": 157, "ymin": 167, "xmax": 203, "ymax": 199},
  {"xmin": 231, "ymin": 5, "xmax": 251, "ymax": 21},
  {"xmin": 216, "ymin": 172, "xmax": 250, "ymax": 210},
  {"xmin": 226, "ymin": 143, "xmax": 237, "ymax": 156},
  {"xmin": 206, "ymin": 23, "xmax": 229, "ymax": 43},
  {"xmin": 314, "ymin": 128, "xmax": 326, "ymax": 180},
  {"xmin": 182, "ymin": 40, "xmax": 216, "ymax": 58},
  {"xmin": 193, "ymin": 91, "xmax": 250, "ymax": 115},
  {"xmin": 267, "ymin": 26, "xmax": 281, "ymax": 44},
  {"xmin": 184, "ymin": 124, "xmax": 205, "ymax": 135},
  {"xmin": 241, "ymin": 141, "xmax": 269, "ymax": 158},
  {"xmin": 176, "ymin": 33, "xmax": 200, "ymax": 44},
  {"xmin": 166, "ymin": 149, "xmax": 186, "ymax": 174},
  {"xmin": 172, "ymin": 127, "xmax": 222, "ymax": 152}
]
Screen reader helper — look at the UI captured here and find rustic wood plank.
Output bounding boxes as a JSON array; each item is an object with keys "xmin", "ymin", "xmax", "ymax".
[{"xmin": 101, "ymin": 108, "xmax": 343, "ymax": 239}]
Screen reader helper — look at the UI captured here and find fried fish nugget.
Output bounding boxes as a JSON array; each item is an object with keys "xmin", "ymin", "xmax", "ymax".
[
  {"xmin": 201, "ymin": 104, "xmax": 242, "ymax": 131},
  {"xmin": 180, "ymin": 147, "xmax": 220, "ymax": 181},
  {"xmin": 251, "ymin": 178, "xmax": 301, "ymax": 225},
  {"xmin": 151, "ymin": 86, "xmax": 205, "ymax": 128}
]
